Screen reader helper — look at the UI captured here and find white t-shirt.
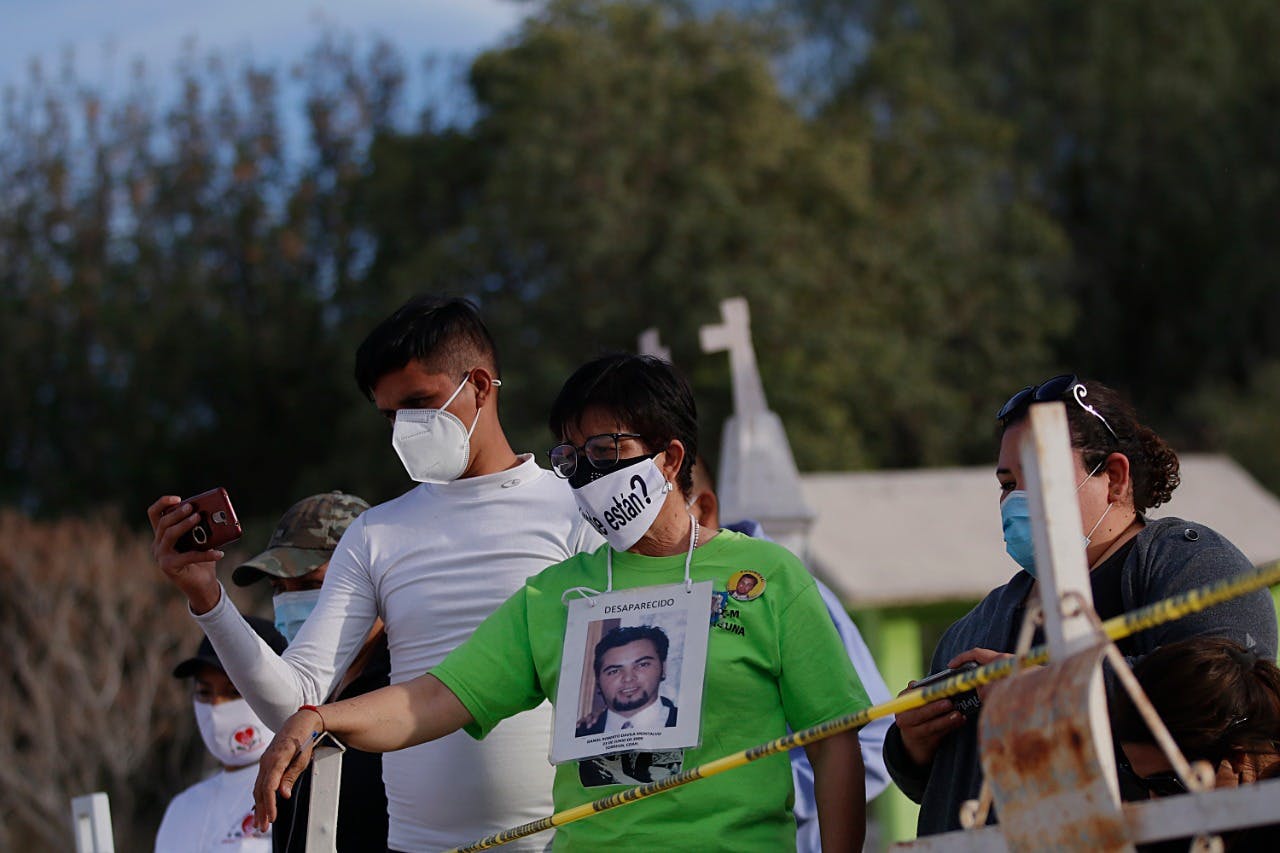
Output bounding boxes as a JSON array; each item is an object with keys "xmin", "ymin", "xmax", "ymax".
[
  {"xmin": 154, "ymin": 765, "xmax": 270, "ymax": 852},
  {"xmin": 195, "ymin": 455, "xmax": 599, "ymax": 852}
]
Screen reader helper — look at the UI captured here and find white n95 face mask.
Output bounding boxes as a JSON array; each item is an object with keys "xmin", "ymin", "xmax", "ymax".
[
  {"xmin": 193, "ymin": 698, "xmax": 273, "ymax": 767},
  {"xmin": 391, "ymin": 374, "xmax": 497, "ymax": 484},
  {"xmin": 571, "ymin": 456, "xmax": 672, "ymax": 551}
]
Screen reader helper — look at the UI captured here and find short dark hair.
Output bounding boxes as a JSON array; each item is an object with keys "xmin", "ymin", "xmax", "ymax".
[
  {"xmin": 353, "ymin": 295, "xmax": 500, "ymax": 400},
  {"xmin": 593, "ymin": 625, "xmax": 670, "ymax": 677},
  {"xmin": 548, "ymin": 353, "xmax": 698, "ymax": 493},
  {"xmin": 999, "ymin": 377, "xmax": 1180, "ymax": 512}
]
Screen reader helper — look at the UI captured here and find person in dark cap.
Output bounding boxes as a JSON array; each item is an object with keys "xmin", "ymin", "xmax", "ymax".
[
  {"xmin": 231, "ymin": 492, "xmax": 389, "ymax": 853},
  {"xmin": 156, "ymin": 617, "xmax": 286, "ymax": 852}
]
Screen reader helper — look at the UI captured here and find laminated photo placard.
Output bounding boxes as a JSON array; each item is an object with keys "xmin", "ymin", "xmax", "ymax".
[{"xmin": 550, "ymin": 580, "xmax": 712, "ymax": 764}]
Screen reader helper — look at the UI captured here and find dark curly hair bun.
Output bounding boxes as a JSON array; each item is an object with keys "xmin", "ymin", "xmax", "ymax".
[{"xmin": 1133, "ymin": 423, "xmax": 1180, "ymax": 510}]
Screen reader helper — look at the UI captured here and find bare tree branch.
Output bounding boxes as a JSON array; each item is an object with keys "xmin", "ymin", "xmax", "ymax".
[{"xmin": 0, "ymin": 511, "xmax": 206, "ymax": 850}]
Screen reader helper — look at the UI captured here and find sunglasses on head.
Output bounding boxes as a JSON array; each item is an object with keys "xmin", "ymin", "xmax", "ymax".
[{"xmin": 997, "ymin": 373, "xmax": 1119, "ymax": 444}]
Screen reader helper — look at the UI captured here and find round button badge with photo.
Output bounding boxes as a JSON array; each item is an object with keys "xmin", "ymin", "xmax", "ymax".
[{"xmin": 727, "ymin": 570, "xmax": 765, "ymax": 602}]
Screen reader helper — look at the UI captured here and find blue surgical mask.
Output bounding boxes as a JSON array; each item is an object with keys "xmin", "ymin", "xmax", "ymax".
[
  {"xmin": 1001, "ymin": 459, "xmax": 1112, "ymax": 578},
  {"xmin": 272, "ymin": 588, "xmax": 322, "ymax": 644},
  {"xmin": 1001, "ymin": 490, "xmax": 1037, "ymax": 576}
]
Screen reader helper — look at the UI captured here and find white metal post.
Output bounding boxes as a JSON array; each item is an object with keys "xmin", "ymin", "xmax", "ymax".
[
  {"xmin": 1020, "ymin": 402, "xmax": 1122, "ymax": 812},
  {"xmin": 305, "ymin": 735, "xmax": 346, "ymax": 853},
  {"xmin": 70, "ymin": 792, "xmax": 115, "ymax": 853},
  {"xmin": 1019, "ymin": 403, "xmax": 1102, "ymax": 657}
]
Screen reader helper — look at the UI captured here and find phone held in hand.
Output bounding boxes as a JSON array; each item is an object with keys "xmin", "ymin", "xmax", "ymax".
[
  {"xmin": 170, "ymin": 487, "xmax": 242, "ymax": 553},
  {"xmin": 914, "ymin": 661, "xmax": 982, "ymax": 718}
]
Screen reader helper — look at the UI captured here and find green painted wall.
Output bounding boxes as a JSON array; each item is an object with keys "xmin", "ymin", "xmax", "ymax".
[{"xmin": 850, "ymin": 601, "xmax": 977, "ymax": 850}]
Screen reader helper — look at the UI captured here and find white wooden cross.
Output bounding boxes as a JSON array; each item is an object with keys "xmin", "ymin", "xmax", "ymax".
[{"xmin": 698, "ymin": 297, "xmax": 768, "ymax": 417}]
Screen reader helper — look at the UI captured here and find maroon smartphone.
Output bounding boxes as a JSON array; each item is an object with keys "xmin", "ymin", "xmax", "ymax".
[{"xmin": 172, "ymin": 487, "xmax": 242, "ymax": 553}]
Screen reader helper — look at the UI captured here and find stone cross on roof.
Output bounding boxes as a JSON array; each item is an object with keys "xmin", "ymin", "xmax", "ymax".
[
  {"xmin": 700, "ymin": 298, "xmax": 814, "ymax": 558},
  {"xmin": 699, "ymin": 298, "xmax": 767, "ymax": 416}
]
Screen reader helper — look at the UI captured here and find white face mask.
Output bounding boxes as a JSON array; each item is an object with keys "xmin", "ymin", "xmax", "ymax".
[
  {"xmin": 571, "ymin": 456, "xmax": 672, "ymax": 551},
  {"xmin": 193, "ymin": 698, "xmax": 273, "ymax": 768},
  {"xmin": 273, "ymin": 588, "xmax": 323, "ymax": 644},
  {"xmin": 391, "ymin": 374, "xmax": 496, "ymax": 484}
]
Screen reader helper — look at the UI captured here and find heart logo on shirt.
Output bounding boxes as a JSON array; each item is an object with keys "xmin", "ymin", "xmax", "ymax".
[{"xmin": 238, "ymin": 811, "xmax": 268, "ymax": 838}]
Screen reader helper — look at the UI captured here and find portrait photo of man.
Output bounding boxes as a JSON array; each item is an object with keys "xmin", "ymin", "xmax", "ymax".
[{"xmin": 576, "ymin": 625, "xmax": 678, "ymax": 736}]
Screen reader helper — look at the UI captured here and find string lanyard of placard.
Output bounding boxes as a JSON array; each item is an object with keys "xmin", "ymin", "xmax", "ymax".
[{"xmin": 560, "ymin": 514, "xmax": 699, "ymax": 607}]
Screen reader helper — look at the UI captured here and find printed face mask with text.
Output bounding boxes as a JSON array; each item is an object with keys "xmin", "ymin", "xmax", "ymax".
[{"xmin": 571, "ymin": 456, "xmax": 671, "ymax": 551}]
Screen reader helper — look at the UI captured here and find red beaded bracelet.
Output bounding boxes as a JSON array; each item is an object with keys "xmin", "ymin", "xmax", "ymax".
[{"xmin": 299, "ymin": 704, "xmax": 326, "ymax": 733}]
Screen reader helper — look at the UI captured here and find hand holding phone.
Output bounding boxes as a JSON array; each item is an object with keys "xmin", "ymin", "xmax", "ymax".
[
  {"xmin": 169, "ymin": 487, "xmax": 243, "ymax": 552},
  {"xmin": 148, "ymin": 489, "xmax": 239, "ymax": 616},
  {"xmin": 913, "ymin": 661, "xmax": 982, "ymax": 718}
]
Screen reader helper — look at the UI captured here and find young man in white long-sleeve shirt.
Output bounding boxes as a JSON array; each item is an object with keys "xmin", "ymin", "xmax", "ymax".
[{"xmin": 149, "ymin": 296, "xmax": 600, "ymax": 852}]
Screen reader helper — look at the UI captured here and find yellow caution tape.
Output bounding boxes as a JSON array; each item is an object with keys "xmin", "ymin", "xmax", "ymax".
[{"xmin": 448, "ymin": 561, "xmax": 1280, "ymax": 852}]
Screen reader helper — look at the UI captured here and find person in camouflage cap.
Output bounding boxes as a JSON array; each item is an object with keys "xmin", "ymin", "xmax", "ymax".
[
  {"xmin": 232, "ymin": 491, "xmax": 371, "ymax": 592},
  {"xmin": 230, "ymin": 490, "xmax": 390, "ymax": 853}
]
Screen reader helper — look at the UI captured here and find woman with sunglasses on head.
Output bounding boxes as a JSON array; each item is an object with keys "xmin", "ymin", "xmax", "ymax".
[
  {"xmin": 883, "ymin": 375, "xmax": 1278, "ymax": 837},
  {"xmin": 1114, "ymin": 636, "xmax": 1280, "ymax": 852},
  {"xmin": 250, "ymin": 353, "xmax": 872, "ymax": 851}
]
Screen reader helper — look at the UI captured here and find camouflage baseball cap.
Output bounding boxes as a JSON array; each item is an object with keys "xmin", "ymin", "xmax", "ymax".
[{"xmin": 231, "ymin": 491, "xmax": 370, "ymax": 587}]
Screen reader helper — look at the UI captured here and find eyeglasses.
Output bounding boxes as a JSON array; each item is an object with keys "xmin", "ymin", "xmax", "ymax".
[
  {"xmin": 1116, "ymin": 754, "xmax": 1190, "ymax": 798},
  {"xmin": 549, "ymin": 433, "xmax": 645, "ymax": 480},
  {"xmin": 997, "ymin": 373, "xmax": 1119, "ymax": 444}
]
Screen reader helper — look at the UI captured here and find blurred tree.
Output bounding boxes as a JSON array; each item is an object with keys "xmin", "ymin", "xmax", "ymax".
[
  {"xmin": 367, "ymin": 0, "xmax": 1070, "ymax": 471},
  {"xmin": 1190, "ymin": 360, "xmax": 1280, "ymax": 495},
  {"xmin": 3, "ymin": 1, "xmax": 1078, "ymax": 520},
  {"xmin": 758, "ymin": 0, "xmax": 1280, "ymax": 477},
  {"xmin": 0, "ymin": 512, "xmax": 203, "ymax": 851},
  {"xmin": 0, "ymin": 38, "xmax": 408, "ymax": 518}
]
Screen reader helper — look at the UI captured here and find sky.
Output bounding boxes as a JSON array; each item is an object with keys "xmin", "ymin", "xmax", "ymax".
[{"xmin": 0, "ymin": 0, "xmax": 527, "ymax": 103}]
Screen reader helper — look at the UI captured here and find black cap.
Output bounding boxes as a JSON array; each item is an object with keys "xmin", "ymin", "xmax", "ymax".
[{"xmin": 172, "ymin": 615, "xmax": 287, "ymax": 678}]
